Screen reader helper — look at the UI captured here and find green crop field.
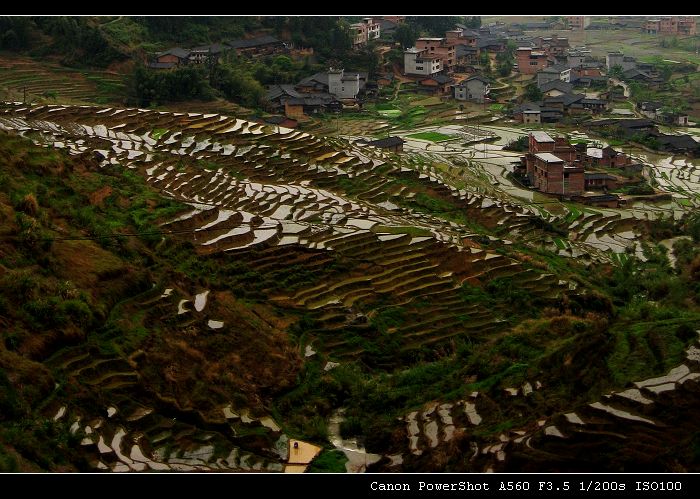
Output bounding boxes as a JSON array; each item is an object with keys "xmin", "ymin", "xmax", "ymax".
[{"xmin": 406, "ymin": 131, "xmax": 454, "ymax": 142}]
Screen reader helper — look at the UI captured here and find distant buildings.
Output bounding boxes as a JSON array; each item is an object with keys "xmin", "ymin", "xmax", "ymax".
[
  {"xmin": 149, "ymin": 36, "xmax": 286, "ymax": 69},
  {"xmin": 350, "ymin": 18, "xmax": 381, "ymax": 48},
  {"xmin": 518, "ymin": 132, "xmax": 645, "ymax": 203},
  {"xmin": 644, "ymin": 17, "xmax": 696, "ymax": 36},
  {"xmin": 566, "ymin": 16, "xmax": 591, "ymax": 30},
  {"xmin": 266, "ymin": 67, "xmax": 367, "ymax": 118}
]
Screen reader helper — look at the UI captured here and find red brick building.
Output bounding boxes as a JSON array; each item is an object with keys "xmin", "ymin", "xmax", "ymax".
[
  {"xmin": 517, "ymin": 48, "xmax": 548, "ymax": 75},
  {"xmin": 416, "ymin": 38, "xmax": 456, "ymax": 72},
  {"xmin": 524, "ymin": 132, "xmax": 584, "ymax": 195},
  {"xmin": 645, "ymin": 17, "xmax": 696, "ymax": 36},
  {"xmin": 529, "ymin": 153, "xmax": 584, "ymax": 195}
]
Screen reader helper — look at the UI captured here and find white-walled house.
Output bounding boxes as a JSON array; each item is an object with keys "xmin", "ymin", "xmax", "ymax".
[{"xmin": 404, "ymin": 47, "xmax": 442, "ymax": 76}]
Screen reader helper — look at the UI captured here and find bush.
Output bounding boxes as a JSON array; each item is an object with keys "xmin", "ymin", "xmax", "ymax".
[{"xmin": 58, "ymin": 299, "xmax": 93, "ymax": 328}]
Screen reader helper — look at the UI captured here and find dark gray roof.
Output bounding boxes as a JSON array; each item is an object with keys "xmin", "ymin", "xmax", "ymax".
[
  {"xmin": 585, "ymin": 173, "xmax": 617, "ymax": 180},
  {"xmin": 157, "ymin": 47, "xmax": 190, "ymax": 59},
  {"xmin": 478, "ymin": 36, "xmax": 505, "ymax": 49},
  {"xmin": 191, "ymin": 43, "xmax": 229, "ymax": 54},
  {"xmin": 538, "ymin": 66, "xmax": 563, "ymax": 75},
  {"xmin": 513, "ymin": 102, "xmax": 541, "ymax": 113},
  {"xmin": 463, "ymin": 75, "xmax": 490, "ymax": 84},
  {"xmin": 588, "ymin": 118, "xmax": 655, "ymax": 129},
  {"xmin": 227, "ymin": 35, "xmax": 282, "ymax": 50},
  {"xmin": 623, "ymin": 68, "xmax": 652, "ymax": 80},
  {"xmin": 421, "ymin": 74, "xmax": 454, "ymax": 85},
  {"xmin": 264, "ymin": 115, "xmax": 296, "ymax": 125},
  {"xmin": 639, "ymin": 101, "xmax": 663, "ymax": 110},
  {"xmin": 367, "ymin": 136, "xmax": 405, "ymax": 148},
  {"xmin": 544, "ymin": 93, "xmax": 584, "ymax": 106},
  {"xmin": 656, "ymin": 134, "xmax": 699, "ymax": 150},
  {"xmin": 297, "ymin": 72, "xmax": 329, "ymax": 88},
  {"xmin": 456, "ymin": 45, "xmax": 478, "ymax": 57},
  {"xmin": 538, "ymin": 80, "xmax": 573, "ymax": 93},
  {"xmin": 266, "ymin": 84, "xmax": 302, "ymax": 102},
  {"xmin": 581, "ymin": 98, "xmax": 606, "ymax": 105}
]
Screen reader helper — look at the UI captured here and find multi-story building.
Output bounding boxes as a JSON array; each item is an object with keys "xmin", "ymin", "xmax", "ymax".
[
  {"xmin": 415, "ymin": 38, "xmax": 456, "ymax": 72},
  {"xmin": 327, "ymin": 68, "xmax": 361, "ymax": 100},
  {"xmin": 566, "ymin": 16, "xmax": 591, "ymax": 30},
  {"xmin": 523, "ymin": 132, "xmax": 584, "ymax": 196},
  {"xmin": 606, "ymin": 52, "xmax": 637, "ymax": 71},
  {"xmin": 678, "ymin": 17, "xmax": 697, "ymax": 35},
  {"xmin": 404, "ymin": 48, "xmax": 443, "ymax": 76},
  {"xmin": 645, "ymin": 16, "xmax": 696, "ymax": 35},
  {"xmin": 517, "ymin": 47, "xmax": 549, "ymax": 74},
  {"xmin": 350, "ymin": 18, "xmax": 381, "ymax": 48},
  {"xmin": 535, "ymin": 34, "xmax": 570, "ymax": 57}
]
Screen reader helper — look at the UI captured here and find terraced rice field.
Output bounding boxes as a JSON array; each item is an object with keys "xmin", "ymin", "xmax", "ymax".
[
  {"xmin": 0, "ymin": 57, "xmax": 126, "ymax": 105},
  {"xmin": 2, "ymin": 101, "xmax": 696, "ymax": 472}
]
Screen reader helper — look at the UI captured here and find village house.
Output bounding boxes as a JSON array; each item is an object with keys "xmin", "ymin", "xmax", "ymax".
[
  {"xmin": 455, "ymin": 45, "xmax": 479, "ymax": 67},
  {"xmin": 415, "ymin": 38, "xmax": 456, "ymax": 72},
  {"xmin": 361, "ymin": 136, "xmax": 406, "ymax": 153},
  {"xmin": 519, "ymin": 132, "xmax": 636, "ymax": 197},
  {"xmin": 350, "ymin": 18, "xmax": 381, "ymax": 48},
  {"xmin": 404, "ymin": 48, "xmax": 443, "ymax": 76},
  {"xmin": 536, "ymin": 64, "xmax": 571, "ymax": 86},
  {"xmin": 227, "ymin": 35, "xmax": 287, "ymax": 57},
  {"xmin": 188, "ymin": 44, "xmax": 229, "ymax": 65},
  {"xmin": 477, "ymin": 35, "xmax": 507, "ymax": 54},
  {"xmin": 151, "ymin": 47, "xmax": 190, "ymax": 68},
  {"xmin": 534, "ymin": 34, "xmax": 570, "ymax": 57},
  {"xmin": 584, "ymin": 172, "xmax": 618, "ymax": 191},
  {"xmin": 418, "ymin": 74, "xmax": 455, "ymax": 95},
  {"xmin": 517, "ymin": 47, "xmax": 549, "ymax": 75},
  {"xmin": 453, "ymin": 75, "xmax": 490, "ymax": 103},
  {"xmin": 566, "ymin": 50, "xmax": 588, "ymax": 67},
  {"xmin": 606, "ymin": 52, "xmax": 637, "ymax": 71},
  {"xmin": 622, "ymin": 68, "xmax": 663, "ymax": 89},
  {"xmin": 263, "ymin": 115, "xmax": 298, "ymax": 129},
  {"xmin": 327, "ymin": 68, "xmax": 362, "ymax": 100},
  {"xmin": 538, "ymin": 80, "xmax": 573, "ymax": 97},
  {"xmin": 283, "ymin": 95, "xmax": 342, "ymax": 119},
  {"xmin": 529, "ymin": 152, "xmax": 585, "ymax": 195},
  {"xmin": 566, "ymin": 16, "xmax": 591, "ymax": 30},
  {"xmin": 522, "ymin": 109, "xmax": 541, "ymax": 124},
  {"xmin": 453, "ymin": 26, "xmax": 480, "ymax": 46}
]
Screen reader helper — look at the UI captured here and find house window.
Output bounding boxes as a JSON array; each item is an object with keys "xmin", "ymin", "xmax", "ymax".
[{"xmin": 530, "ymin": 61, "xmax": 538, "ymax": 65}]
